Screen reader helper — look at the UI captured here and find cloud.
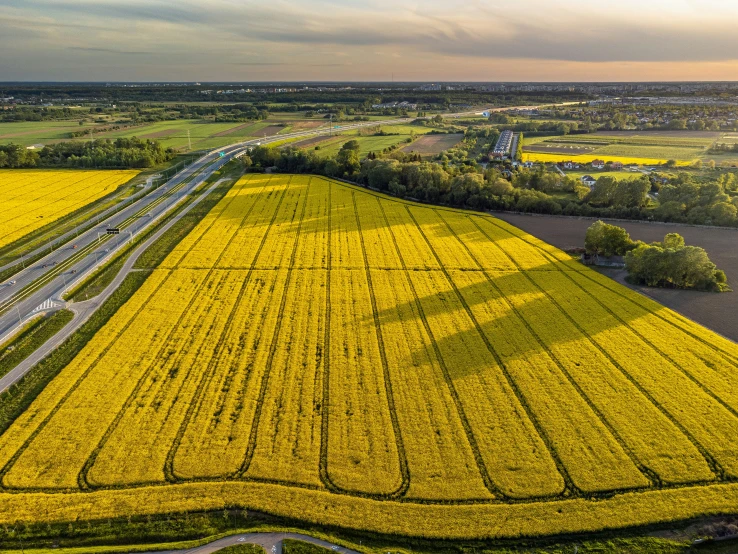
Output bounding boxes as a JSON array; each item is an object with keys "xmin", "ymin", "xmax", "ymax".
[
  {"xmin": 2, "ymin": 0, "xmax": 738, "ymax": 80},
  {"xmin": 68, "ymin": 46, "xmax": 151, "ymax": 55}
]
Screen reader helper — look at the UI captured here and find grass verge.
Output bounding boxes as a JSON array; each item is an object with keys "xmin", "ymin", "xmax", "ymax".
[
  {"xmin": 219, "ymin": 544, "xmax": 266, "ymax": 554},
  {"xmin": 133, "ymin": 169, "xmax": 236, "ymax": 269},
  {"xmin": 283, "ymin": 539, "xmax": 331, "ymax": 554},
  {"xmin": 0, "ymin": 508, "xmax": 727, "ymax": 554},
  {"xmin": 65, "ymin": 162, "xmax": 239, "ymax": 301},
  {"xmin": 0, "ymin": 156, "xmax": 197, "ymax": 282},
  {"xmin": 0, "ymin": 310, "xmax": 74, "ymax": 380},
  {"xmin": 0, "ymin": 164, "xmax": 240, "ymax": 435}
]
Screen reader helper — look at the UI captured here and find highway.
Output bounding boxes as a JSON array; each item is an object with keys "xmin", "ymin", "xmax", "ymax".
[
  {"xmin": 0, "ymin": 115, "xmax": 428, "ymax": 392},
  {"xmin": 0, "ymin": 102, "xmax": 565, "ymax": 390}
]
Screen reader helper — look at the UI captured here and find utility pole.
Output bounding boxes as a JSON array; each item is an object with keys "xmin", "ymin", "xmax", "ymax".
[
  {"xmin": 187, "ymin": 129, "xmax": 192, "ymax": 151},
  {"xmin": 16, "ymin": 305, "xmax": 22, "ymax": 325}
]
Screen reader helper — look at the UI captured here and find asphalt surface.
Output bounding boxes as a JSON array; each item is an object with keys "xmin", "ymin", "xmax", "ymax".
[
  {"xmin": 0, "ymin": 145, "xmax": 235, "ymax": 340},
  {"xmin": 0, "ymin": 114, "xmax": 458, "ymax": 393},
  {"xmin": 141, "ymin": 532, "xmax": 361, "ymax": 554},
  {"xmin": 0, "ymin": 176, "xmax": 229, "ymax": 394},
  {"xmin": 0, "ymin": 172, "xmax": 163, "ymax": 275},
  {"xmin": 0, "ymin": 103, "xmax": 568, "ymax": 392}
]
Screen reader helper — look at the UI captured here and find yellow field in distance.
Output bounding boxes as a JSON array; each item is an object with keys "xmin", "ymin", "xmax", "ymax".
[
  {"xmin": 522, "ymin": 152, "xmax": 693, "ymax": 166},
  {"xmin": 0, "ymin": 169, "xmax": 139, "ymax": 249},
  {"xmin": 1, "ymin": 174, "xmax": 737, "ymax": 538}
]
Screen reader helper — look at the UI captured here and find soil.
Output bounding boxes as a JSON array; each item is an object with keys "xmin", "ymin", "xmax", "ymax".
[
  {"xmin": 287, "ymin": 120, "xmax": 326, "ymax": 130},
  {"xmin": 402, "ymin": 133, "xmax": 463, "ymax": 156},
  {"xmin": 212, "ymin": 122, "xmax": 257, "ymax": 137},
  {"xmin": 253, "ymin": 125, "xmax": 286, "ymax": 137},
  {"xmin": 291, "ymin": 135, "xmax": 336, "ymax": 149},
  {"xmin": 139, "ymin": 129, "xmax": 179, "ymax": 139},
  {"xmin": 494, "ymin": 212, "xmax": 738, "ymax": 342}
]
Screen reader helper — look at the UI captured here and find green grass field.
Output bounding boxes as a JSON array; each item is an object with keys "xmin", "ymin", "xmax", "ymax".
[
  {"xmin": 0, "ymin": 116, "xmax": 320, "ymax": 152},
  {"xmin": 316, "ymin": 134, "xmax": 414, "ymax": 157},
  {"xmin": 0, "ymin": 121, "xmax": 102, "ymax": 147},
  {"xmin": 566, "ymin": 169, "xmax": 649, "ymax": 181},
  {"xmin": 523, "ymin": 132, "xmax": 718, "ymax": 163},
  {"xmin": 592, "ymin": 144, "xmax": 705, "ymax": 161},
  {"xmin": 379, "ymin": 124, "xmax": 434, "ymax": 135}
]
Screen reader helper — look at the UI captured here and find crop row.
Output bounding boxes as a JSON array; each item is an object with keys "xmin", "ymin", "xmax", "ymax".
[
  {"xmin": 1, "ymin": 175, "xmax": 736, "ymax": 515},
  {"xmin": 0, "ymin": 170, "xmax": 138, "ymax": 249}
]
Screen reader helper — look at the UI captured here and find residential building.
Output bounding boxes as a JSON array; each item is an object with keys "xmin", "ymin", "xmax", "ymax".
[{"xmin": 581, "ymin": 175, "xmax": 597, "ymax": 188}]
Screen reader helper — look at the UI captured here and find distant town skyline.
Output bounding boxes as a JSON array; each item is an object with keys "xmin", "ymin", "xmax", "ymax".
[{"xmin": 3, "ymin": 0, "xmax": 738, "ymax": 82}]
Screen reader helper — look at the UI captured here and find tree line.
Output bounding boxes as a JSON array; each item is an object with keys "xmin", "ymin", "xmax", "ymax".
[
  {"xmin": 244, "ymin": 144, "xmax": 738, "ymax": 228},
  {"xmin": 0, "ymin": 138, "xmax": 175, "ymax": 169}
]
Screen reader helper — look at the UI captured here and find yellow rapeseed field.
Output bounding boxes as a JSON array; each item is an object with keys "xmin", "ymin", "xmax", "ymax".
[
  {"xmin": 1, "ymin": 174, "xmax": 737, "ymax": 538},
  {"xmin": 521, "ymin": 152, "xmax": 693, "ymax": 166},
  {"xmin": 0, "ymin": 169, "xmax": 139, "ymax": 249}
]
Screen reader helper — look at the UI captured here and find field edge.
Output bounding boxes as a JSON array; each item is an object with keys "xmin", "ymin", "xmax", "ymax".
[{"xmin": 3, "ymin": 480, "xmax": 738, "ymax": 539}]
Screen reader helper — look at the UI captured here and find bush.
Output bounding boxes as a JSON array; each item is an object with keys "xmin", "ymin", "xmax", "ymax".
[
  {"xmin": 584, "ymin": 221, "xmax": 636, "ymax": 257},
  {"xmin": 625, "ymin": 232, "xmax": 730, "ymax": 292}
]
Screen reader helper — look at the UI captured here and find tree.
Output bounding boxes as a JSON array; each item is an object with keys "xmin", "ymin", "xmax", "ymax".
[
  {"xmin": 588, "ymin": 176, "xmax": 649, "ymax": 208},
  {"xmin": 488, "ymin": 178, "xmax": 514, "ymax": 196},
  {"xmin": 336, "ymin": 142, "xmax": 360, "ymax": 176},
  {"xmin": 340, "ymin": 139, "xmax": 360, "ymax": 152},
  {"xmin": 625, "ymin": 233, "xmax": 730, "ymax": 292},
  {"xmin": 663, "ymin": 233, "xmax": 685, "ymax": 250},
  {"xmin": 584, "ymin": 220, "xmax": 635, "ymax": 257},
  {"xmin": 574, "ymin": 185, "xmax": 591, "ymax": 200}
]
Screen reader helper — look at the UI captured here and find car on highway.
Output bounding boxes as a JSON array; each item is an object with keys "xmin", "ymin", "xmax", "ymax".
[{"xmin": 8, "ymin": 281, "xmax": 16, "ymax": 286}]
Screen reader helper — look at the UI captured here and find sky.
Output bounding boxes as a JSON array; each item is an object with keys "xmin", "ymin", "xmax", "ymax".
[{"xmin": 2, "ymin": 0, "xmax": 738, "ymax": 82}]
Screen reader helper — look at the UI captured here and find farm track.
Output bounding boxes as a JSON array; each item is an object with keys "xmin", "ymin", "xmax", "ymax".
[
  {"xmin": 318, "ymin": 180, "xmax": 334, "ymax": 493},
  {"xmin": 441, "ymin": 212, "xmax": 660, "ymax": 487},
  {"xmin": 475, "ymin": 218, "xmax": 738, "ymax": 478},
  {"xmin": 0, "ymin": 268, "xmax": 172, "ymax": 490},
  {"xmin": 347, "ymin": 191, "xmax": 409, "ymax": 498},
  {"xmin": 86, "ymin": 176, "xmax": 278, "ymax": 487},
  {"xmin": 483, "ymin": 218, "xmax": 738, "ymax": 383},
  {"xmin": 464, "ymin": 216, "xmax": 721, "ymax": 485},
  {"xmin": 236, "ymin": 178, "xmax": 311, "ymax": 478},
  {"xmin": 403, "ymin": 206, "xmax": 581, "ymax": 496},
  {"xmin": 3, "ymin": 175, "xmax": 738, "ymax": 537},
  {"xmin": 374, "ymin": 199, "xmax": 502, "ymax": 499},
  {"xmin": 169, "ymin": 177, "xmax": 286, "ymax": 481}
]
